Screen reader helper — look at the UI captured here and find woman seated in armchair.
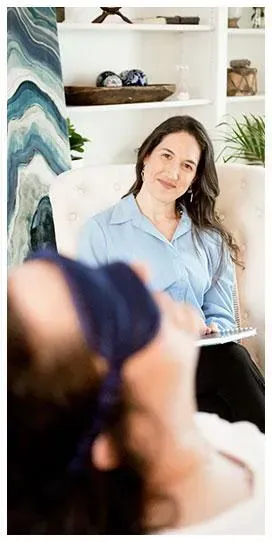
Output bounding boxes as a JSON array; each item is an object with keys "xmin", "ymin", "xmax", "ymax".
[{"xmin": 77, "ymin": 115, "xmax": 265, "ymax": 431}]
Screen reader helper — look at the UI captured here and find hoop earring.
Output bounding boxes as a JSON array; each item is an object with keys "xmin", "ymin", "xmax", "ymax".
[{"xmin": 188, "ymin": 187, "xmax": 193, "ymax": 203}]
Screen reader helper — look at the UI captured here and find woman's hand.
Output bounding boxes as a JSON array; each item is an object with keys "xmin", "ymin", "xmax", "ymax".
[
  {"xmin": 203, "ymin": 321, "xmax": 220, "ymax": 335},
  {"xmin": 197, "ymin": 318, "xmax": 220, "ymax": 335}
]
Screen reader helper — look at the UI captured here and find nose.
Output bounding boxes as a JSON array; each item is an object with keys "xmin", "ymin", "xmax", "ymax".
[{"xmin": 166, "ymin": 166, "xmax": 179, "ymax": 181}]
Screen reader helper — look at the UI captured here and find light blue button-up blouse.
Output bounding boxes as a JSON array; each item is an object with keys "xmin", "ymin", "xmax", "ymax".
[{"xmin": 77, "ymin": 194, "xmax": 235, "ymax": 330}]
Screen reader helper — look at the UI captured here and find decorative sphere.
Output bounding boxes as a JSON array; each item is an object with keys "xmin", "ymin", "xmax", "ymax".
[
  {"xmin": 96, "ymin": 71, "xmax": 122, "ymax": 87},
  {"xmin": 119, "ymin": 69, "xmax": 148, "ymax": 86}
]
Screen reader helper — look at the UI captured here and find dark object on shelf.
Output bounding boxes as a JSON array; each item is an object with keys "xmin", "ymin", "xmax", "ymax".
[
  {"xmin": 55, "ymin": 7, "xmax": 65, "ymax": 23},
  {"xmin": 119, "ymin": 69, "xmax": 148, "ymax": 86},
  {"xmin": 251, "ymin": 7, "xmax": 265, "ymax": 28},
  {"xmin": 92, "ymin": 7, "xmax": 132, "ymax": 24},
  {"xmin": 230, "ymin": 59, "xmax": 251, "ymax": 69},
  {"xmin": 227, "ymin": 67, "xmax": 257, "ymax": 96},
  {"xmin": 158, "ymin": 16, "xmax": 200, "ymax": 25},
  {"xmin": 65, "ymin": 85, "xmax": 176, "ymax": 106},
  {"xmin": 251, "ymin": 7, "xmax": 265, "ymax": 19},
  {"xmin": 96, "ymin": 71, "xmax": 122, "ymax": 87}
]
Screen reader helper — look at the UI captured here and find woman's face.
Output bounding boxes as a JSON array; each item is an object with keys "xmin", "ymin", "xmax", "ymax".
[{"xmin": 142, "ymin": 131, "xmax": 201, "ymax": 203}]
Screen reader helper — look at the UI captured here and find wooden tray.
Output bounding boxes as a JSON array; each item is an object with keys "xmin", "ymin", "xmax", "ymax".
[{"xmin": 65, "ymin": 84, "xmax": 176, "ymax": 106}]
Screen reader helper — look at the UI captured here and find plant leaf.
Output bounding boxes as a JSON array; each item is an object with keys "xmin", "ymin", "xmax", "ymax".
[
  {"xmin": 66, "ymin": 117, "xmax": 90, "ymax": 159},
  {"xmin": 215, "ymin": 114, "xmax": 265, "ymax": 166}
]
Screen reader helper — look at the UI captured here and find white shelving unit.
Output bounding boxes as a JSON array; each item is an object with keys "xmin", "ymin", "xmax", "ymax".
[
  {"xmin": 58, "ymin": 6, "xmax": 265, "ymax": 165},
  {"xmin": 227, "ymin": 28, "xmax": 265, "ymax": 36},
  {"xmin": 58, "ymin": 22, "xmax": 213, "ymax": 33},
  {"xmin": 226, "ymin": 94, "xmax": 265, "ymax": 104},
  {"xmin": 66, "ymin": 98, "xmax": 212, "ymax": 114}
]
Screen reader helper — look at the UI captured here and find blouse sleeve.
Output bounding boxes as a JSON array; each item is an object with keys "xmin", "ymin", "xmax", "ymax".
[{"xmin": 202, "ymin": 241, "xmax": 236, "ymax": 330}]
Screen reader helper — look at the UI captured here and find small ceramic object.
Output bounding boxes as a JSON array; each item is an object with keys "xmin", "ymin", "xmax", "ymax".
[
  {"xmin": 119, "ymin": 69, "xmax": 148, "ymax": 86},
  {"xmin": 96, "ymin": 71, "xmax": 122, "ymax": 87},
  {"xmin": 228, "ymin": 7, "xmax": 242, "ymax": 28}
]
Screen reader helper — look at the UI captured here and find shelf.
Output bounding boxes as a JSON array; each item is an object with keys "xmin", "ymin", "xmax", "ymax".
[
  {"xmin": 66, "ymin": 98, "xmax": 212, "ymax": 113},
  {"xmin": 58, "ymin": 22, "xmax": 213, "ymax": 33},
  {"xmin": 228, "ymin": 28, "xmax": 265, "ymax": 36},
  {"xmin": 226, "ymin": 94, "xmax": 265, "ymax": 103}
]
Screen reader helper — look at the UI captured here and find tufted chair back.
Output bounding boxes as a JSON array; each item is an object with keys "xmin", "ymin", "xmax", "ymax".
[{"xmin": 49, "ymin": 163, "xmax": 264, "ymax": 370}]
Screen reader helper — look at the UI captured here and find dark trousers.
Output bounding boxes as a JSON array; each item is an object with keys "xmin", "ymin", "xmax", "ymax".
[{"xmin": 196, "ymin": 342, "xmax": 265, "ymax": 433}]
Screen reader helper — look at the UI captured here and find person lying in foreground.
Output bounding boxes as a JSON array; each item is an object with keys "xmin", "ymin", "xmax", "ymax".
[{"xmin": 7, "ymin": 250, "xmax": 264, "ymax": 535}]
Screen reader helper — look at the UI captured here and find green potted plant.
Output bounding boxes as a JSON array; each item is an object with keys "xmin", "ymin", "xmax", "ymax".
[
  {"xmin": 67, "ymin": 118, "xmax": 90, "ymax": 161},
  {"xmin": 216, "ymin": 114, "xmax": 265, "ymax": 166}
]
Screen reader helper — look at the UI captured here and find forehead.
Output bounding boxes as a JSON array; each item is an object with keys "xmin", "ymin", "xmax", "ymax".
[
  {"xmin": 8, "ymin": 261, "xmax": 83, "ymax": 351},
  {"xmin": 156, "ymin": 131, "xmax": 201, "ymax": 158}
]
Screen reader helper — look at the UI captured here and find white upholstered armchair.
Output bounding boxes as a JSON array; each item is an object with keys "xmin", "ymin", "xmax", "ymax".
[{"xmin": 49, "ymin": 163, "xmax": 265, "ymax": 370}]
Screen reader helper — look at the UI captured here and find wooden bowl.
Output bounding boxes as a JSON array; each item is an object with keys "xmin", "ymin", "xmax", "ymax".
[{"xmin": 65, "ymin": 84, "xmax": 176, "ymax": 106}]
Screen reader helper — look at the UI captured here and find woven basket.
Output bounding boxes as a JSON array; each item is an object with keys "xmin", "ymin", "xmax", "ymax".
[{"xmin": 227, "ymin": 67, "xmax": 257, "ymax": 96}]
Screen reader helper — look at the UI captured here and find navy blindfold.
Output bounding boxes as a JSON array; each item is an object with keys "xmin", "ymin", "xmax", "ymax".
[{"xmin": 28, "ymin": 250, "xmax": 161, "ymax": 472}]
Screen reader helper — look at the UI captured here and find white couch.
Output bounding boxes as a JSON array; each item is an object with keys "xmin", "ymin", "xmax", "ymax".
[{"xmin": 49, "ymin": 163, "xmax": 265, "ymax": 370}]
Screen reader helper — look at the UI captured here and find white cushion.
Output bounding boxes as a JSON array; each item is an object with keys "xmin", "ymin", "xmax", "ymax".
[{"xmin": 50, "ymin": 163, "xmax": 264, "ymax": 369}]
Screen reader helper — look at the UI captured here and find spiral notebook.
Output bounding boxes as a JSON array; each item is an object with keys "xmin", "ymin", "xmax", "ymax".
[{"xmin": 197, "ymin": 326, "xmax": 257, "ymax": 347}]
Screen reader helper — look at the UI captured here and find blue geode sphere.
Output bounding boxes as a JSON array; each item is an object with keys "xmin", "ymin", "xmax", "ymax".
[
  {"xmin": 96, "ymin": 71, "xmax": 122, "ymax": 88},
  {"xmin": 119, "ymin": 69, "xmax": 148, "ymax": 86}
]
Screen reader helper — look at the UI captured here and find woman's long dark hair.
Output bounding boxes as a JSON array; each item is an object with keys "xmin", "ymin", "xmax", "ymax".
[
  {"xmin": 123, "ymin": 116, "xmax": 241, "ymax": 271},
  {"xmin": 7, "ymin": 297, "xmax": 176, "ymax": 534}
]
